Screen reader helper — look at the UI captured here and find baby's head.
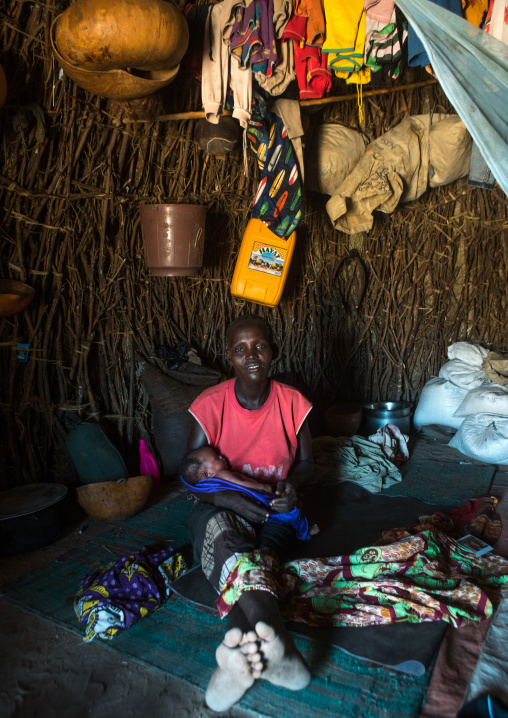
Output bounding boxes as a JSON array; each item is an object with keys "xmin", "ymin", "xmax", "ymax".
[{"xmin": 180, "ymin": 446, "xmax": 228, "ymax": 485}]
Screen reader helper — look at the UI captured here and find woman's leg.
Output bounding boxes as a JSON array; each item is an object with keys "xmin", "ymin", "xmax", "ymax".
[
  {"xmin": 237, "ymin": 590, "xmax": 311, "ymax": 690},
  {"xmin": 189, "ymin": 502, "xmax": 261, "ymax": 711},
  {"xmin": 189, "ymin": 503, "xmax": 310, "ymax": 711}
]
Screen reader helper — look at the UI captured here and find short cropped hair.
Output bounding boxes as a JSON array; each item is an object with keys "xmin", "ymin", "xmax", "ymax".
[
  {"xmin": 225, "ymin": 314, "xmax": 274, "ymax": 350},
  {"xmin": 180, "ymin": 449, "xmax": 205, "ymax": 485}
]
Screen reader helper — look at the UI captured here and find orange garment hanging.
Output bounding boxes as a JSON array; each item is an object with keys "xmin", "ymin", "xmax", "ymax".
[{"xmin": 461, "ymin": 0, "xmax": 489, "ymax": 26}]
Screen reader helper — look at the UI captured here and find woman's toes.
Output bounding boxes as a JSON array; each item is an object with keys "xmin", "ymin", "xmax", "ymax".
[
  {"xmin": 240, "ymin": 642, "xmax": 259, "ymax": 655},
  {"xmin": 223, "ymin": 627, "xmax": 243, "ymax": 648},
  {"xmin": 241, "ymin": 629, "xmax": 258, "ymax": 644},
  {"xmin": 255, "ymin": 621, "xmax": 276, "ymax": 642}
]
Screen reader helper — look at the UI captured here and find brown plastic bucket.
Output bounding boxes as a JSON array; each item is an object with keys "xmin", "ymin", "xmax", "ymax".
[{"xmin": 139, "ymin": 204, "xmax": 206, "ymax": 276}]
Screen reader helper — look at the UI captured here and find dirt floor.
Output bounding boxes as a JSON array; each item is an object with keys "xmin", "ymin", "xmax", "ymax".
[
  {"xmin": 0, "ymin": 485, "xmax": 253, "ymax": 718},
  {"xmin": 2, "ymin": 470, "xmax": 508, "ymax": 718}
]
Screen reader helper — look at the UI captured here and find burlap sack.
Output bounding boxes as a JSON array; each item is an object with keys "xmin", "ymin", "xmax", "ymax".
[
  {"xmin": 326, "ymin": 115, "xmax": 429, "ymax": 234},
  {"xmin": 325, "ymin": 114, "xmax": 471, "ymax": 235},
  {"xmin": 428, "ymin": 115, "xmax": 472, "ymax": 187},
  {"xmin": 482, "ymin": 351, "xmax": 508, "ymax": 387},
  {"xmin": 304, "ymin": 124, "xmax": 367, "ymax": 196}
]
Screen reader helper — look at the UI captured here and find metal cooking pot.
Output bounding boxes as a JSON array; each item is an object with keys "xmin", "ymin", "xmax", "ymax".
[
  {"xmin": 0, "ymin": 483, "xmax": 68, "ymax": 555},
  {"xmin": 361, "ymin": 401, "xmax": 413, "ymax": 437}
]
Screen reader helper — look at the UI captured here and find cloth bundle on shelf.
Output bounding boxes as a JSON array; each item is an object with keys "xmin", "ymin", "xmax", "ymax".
[{"xmin": 325, "ymin": 113, "xmax": 472, "ymax": 234}]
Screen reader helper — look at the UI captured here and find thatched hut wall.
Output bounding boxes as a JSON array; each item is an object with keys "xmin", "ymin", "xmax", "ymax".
[{"xmin": 1, "ymin": 1, "xmax": 507, "ymax": 488}]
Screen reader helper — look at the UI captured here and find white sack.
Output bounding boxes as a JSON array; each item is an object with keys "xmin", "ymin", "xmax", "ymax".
[
  {"xmin": 413, "ymin": 377, "xmax": 467, "ymax": 431},
  {"xmin": 447, "ymin": 341, "xmax": 489, "ymax": 366},
  {"xmin": 304, "ymin": 125, "xmax": 367, "ymax": 196},
  {"xmin": 439, "ymin": 359, "xmax": 487, "ymax": 390},
  {"xmin": 454, "ymin": 385, "xmax": 508, "ymax": 417},
  {"xmin": 449, "ymin": 413, "xmax": 508, "ymax": 465}
]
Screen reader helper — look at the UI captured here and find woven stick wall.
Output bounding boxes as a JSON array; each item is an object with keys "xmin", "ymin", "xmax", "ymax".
[{"xmin": 1, "ymin": 1, "xmax": 507, "ymax": 487}]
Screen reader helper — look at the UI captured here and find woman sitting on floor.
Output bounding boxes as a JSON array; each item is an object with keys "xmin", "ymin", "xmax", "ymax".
[{"xmin": 186, "ymin": 313, "xmax": 314, "ymax": 712}]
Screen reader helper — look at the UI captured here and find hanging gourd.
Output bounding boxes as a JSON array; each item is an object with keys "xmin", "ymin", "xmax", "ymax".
[{"xmin": 51, "ymin": 0, "xmax": 189, "ymax": 101}]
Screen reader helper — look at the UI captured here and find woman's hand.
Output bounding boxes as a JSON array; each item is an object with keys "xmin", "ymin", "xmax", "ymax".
[
  {"xmin": 204, "ymin": 490, "xmax": 269, "ymax": 523},
  {"xmin": 228, "ymin": 493, "xmax": 271, "ymax": 523},
  {"xmin": 270, "ymin": 481, "xmax": 298, "ymax": 513}
]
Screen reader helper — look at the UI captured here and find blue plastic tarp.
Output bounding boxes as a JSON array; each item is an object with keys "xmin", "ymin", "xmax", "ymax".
[{"xmin": 395, "ymin": 0, "xmax": 508, "ymax": 194}]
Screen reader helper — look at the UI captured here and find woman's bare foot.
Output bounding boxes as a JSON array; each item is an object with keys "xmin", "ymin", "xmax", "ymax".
[
  {"xmin": 254, "ymin": 621, "xmax": 311, "ymax": 690},
  {"xmin": 205, "ymin": 627, "xmax": 258, "ymax": 712}
]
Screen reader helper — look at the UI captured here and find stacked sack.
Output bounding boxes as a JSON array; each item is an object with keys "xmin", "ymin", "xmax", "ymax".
[{"xmin": 414, "ymin": 342, "xmax": 508, "ymax": 465}]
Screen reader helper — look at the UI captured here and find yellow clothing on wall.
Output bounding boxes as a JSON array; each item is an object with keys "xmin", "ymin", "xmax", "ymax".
[
  {"xmin": 322, "ymin": 0, "xmax": 366, "ymax": 74},
  {"xmin": 461, "ymin": 0, "xmax": 489, "ymax": 26}
]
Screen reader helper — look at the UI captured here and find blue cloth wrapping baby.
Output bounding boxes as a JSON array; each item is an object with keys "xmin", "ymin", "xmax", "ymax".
[{"xmin": 180, "ymin": 476, "xmax": 312, "ymax": 541}]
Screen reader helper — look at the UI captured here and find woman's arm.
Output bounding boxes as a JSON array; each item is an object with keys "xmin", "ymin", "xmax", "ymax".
[
  {"xmin": 186, "ymin": 418, "xmax": 270, "ymax": 522},
  {"xmin": 216, "ymin": 469, "xmax": 273, "ymax": 493},
  {"xmin": 270, "ymin": 419, "xmax": 313, "ymax": 513}
]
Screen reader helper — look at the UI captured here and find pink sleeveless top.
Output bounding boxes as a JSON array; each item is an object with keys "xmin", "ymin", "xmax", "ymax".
[{"xmin": 189, "ymin": 379, "xmax": 312, "ymax": 486}]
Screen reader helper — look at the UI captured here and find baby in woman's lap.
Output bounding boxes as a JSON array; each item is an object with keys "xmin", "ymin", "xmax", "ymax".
[{"xmin": 180, "ymin": 446, "xmax": 318, "ymax": 540}]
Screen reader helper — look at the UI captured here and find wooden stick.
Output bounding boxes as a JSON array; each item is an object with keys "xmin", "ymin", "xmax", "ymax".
[{"xmin": 123, "ymin": 79, "xmax": 438, "ymax": 123}]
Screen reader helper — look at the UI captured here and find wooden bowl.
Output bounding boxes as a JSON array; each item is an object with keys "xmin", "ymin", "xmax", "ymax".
[
  {"xmin": 324, "ymin": 402, "xmax": 363, "ymax": 437},
  {"xmin": 76, "ymin": 475, "xmax": 152, "ymax": 521},
  {"xmin": 0, "ymin": 279, "xmax": 36, "ymax": 318},
  {"xmin": 51, "ymin": 23, "xmax": 180, "ymax": 101}
]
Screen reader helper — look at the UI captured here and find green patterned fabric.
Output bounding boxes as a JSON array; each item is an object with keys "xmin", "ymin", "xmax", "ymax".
[{"xmin": 217, "ymin": 529, "xmax": 508, "ymax": 628}]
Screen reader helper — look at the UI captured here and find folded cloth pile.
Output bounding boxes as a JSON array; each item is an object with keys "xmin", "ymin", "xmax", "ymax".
[
  {"xmin": 74, "ymin": 545, "xmax": 187, "ymax": 642},
  {"xmin": 310, "ymin": 435, "xmax": 402, "ymax": 492},
  {"xmin": 368, "ymin": 423, "xmax": 409, "ymax": 467}
]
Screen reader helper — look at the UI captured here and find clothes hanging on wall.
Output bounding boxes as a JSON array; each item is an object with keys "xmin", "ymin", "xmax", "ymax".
[
  {"xmin": 365, "ymin": 0, "xmax": 396, "ymax": 24},
  {"xmin": 406, "ymin": 0, "xmax": 463, "ymax": 67},
  {"xmin": 461, "ymin": 0, "xmax": 489, "ymax": 26},
  {"xmin": 293, "ymin": 0, "xmax": 326, "ymax": 45},
  {"xmin": 364, "ymin": 9, "xmax": 408, "ymax": 81},
  {"xmin": 322, "ymin": 0, "xmax": 366, "ymax": 74},
  {"xmin": 224, "ymin": 0, "xmax": 278, "ymax": 76},
  {"xmin": 202, "ymin": 0, "xmax": 253, "ymax": 130}
]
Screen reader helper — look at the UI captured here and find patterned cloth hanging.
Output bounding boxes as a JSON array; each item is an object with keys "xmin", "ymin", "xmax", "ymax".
[{"xmin": 247, "ymin": 107, "xmax": 303, "ymax": 237}]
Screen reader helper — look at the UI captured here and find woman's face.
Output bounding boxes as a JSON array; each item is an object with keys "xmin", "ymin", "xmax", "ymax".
[{"xmin": 227, "ymin": 321, "xmax": 273, "ymax": 383}]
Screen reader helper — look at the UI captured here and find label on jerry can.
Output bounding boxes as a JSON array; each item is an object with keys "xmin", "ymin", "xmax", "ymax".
[{"xmin": 248, "ymin": 242, "xmax": 287, "ymax": 277}]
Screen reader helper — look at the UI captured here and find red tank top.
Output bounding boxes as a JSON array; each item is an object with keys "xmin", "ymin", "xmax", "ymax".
[{"xmin": 189, "ymin": 379, "xmax": 312, "ymax": 485}]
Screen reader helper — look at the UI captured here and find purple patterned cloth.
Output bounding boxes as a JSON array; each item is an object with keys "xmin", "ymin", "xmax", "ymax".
[
  {"xmin": 74, "ymin": 545, "xmax": 187, "ymax": 641},
  {"xmin": 225, "ymin": 0, "xmax": 278, "ymax": 76}
]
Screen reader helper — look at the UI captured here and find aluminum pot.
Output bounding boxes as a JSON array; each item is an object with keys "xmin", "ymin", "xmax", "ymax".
[
  {"xmin": 0, "ymin": 484, "xmax": 68, "ymax": 555},
  {"xmin": 361, "ymin": 401, "xmax": 413, "ymax": 437}
]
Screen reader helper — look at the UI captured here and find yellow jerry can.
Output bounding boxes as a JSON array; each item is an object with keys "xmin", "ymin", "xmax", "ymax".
[{"xmin": 230, "ymin": 218, "xmax": 296, "ymax": 308}]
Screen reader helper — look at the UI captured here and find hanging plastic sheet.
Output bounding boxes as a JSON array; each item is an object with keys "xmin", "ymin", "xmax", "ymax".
[{"xmin": 395, "ymin": 0, "xmax": 508, "ymax": 195}]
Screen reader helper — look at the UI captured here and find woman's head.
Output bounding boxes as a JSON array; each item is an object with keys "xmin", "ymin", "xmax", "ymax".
[
  {"xmin": 225, "ymin": 314, "xmax": 274, "ymax": 382},
  {"xmin": 225, "ymin": 314, "xmax": 273, "ymax": 351}
]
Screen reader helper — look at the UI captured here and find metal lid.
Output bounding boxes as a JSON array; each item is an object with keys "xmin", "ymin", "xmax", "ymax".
[{"xmin": 0, "ymin": 483, "xmax": 68, "ymax": 520}]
